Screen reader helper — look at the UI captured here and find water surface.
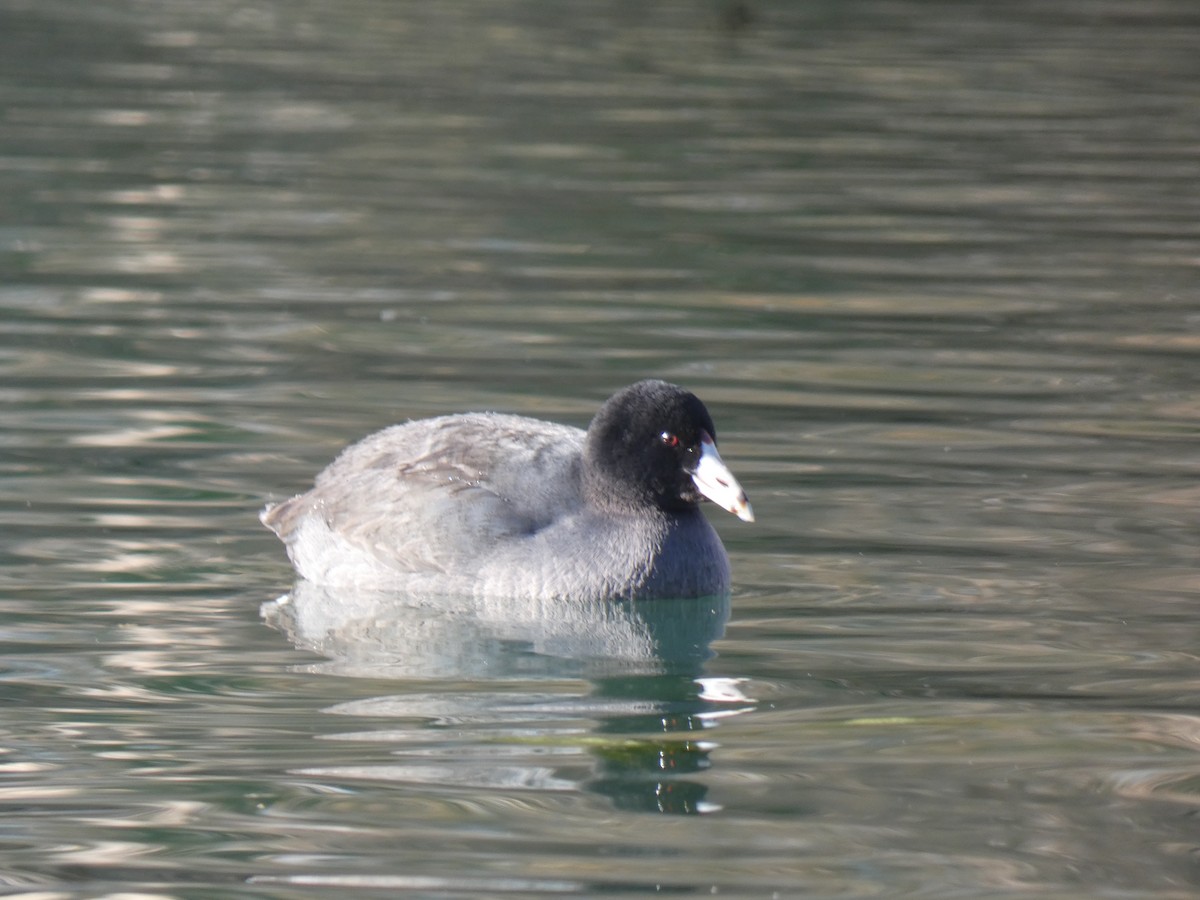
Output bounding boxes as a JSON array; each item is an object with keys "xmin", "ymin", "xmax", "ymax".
[{"xmin": 2, "ymin": 1, "xmax": 1199, "ymax": 897}]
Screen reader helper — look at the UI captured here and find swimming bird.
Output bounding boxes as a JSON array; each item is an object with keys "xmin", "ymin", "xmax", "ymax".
[{"xmin": 262, "ymin": 379, "xmax": 753, "ymax": 601}]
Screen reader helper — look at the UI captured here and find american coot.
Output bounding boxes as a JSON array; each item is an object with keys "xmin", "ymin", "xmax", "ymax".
[{"xmin": 261, "ymin": 380, "xmax": 753, "ymax": 601}]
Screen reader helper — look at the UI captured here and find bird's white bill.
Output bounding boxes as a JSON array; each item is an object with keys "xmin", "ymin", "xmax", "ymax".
[{"xmin": 692, "ymin": 437, "xmax": 754, "ymax": 522}]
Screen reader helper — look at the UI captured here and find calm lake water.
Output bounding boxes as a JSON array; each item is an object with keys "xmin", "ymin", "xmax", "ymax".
[{"xmin": 2, "ymin": 0, "xmax": 1199, "ymax": 896}]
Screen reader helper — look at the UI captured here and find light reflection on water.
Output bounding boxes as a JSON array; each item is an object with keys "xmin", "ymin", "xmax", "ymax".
[
  {"xmin": 1, "ymin": 0, "xmax": 1199, "ymax": 896},
  {"xmin": 261, "ymin": 586, "xmax": 742, "ymax": 816}
]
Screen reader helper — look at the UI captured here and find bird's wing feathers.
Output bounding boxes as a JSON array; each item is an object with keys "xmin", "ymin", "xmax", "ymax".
[{"xmin": 262, "ymin": 413, "xmax": 586, "ymax": 577}]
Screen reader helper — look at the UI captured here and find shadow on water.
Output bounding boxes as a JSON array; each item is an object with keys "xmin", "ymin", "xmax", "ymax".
[{"xmin": 262, "ymin": 583, "xmax": 752, "ymax": 815}]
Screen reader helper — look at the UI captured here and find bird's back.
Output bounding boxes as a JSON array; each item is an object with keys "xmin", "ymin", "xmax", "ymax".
[{"xmin": 261, "ymin": 413, "xmax": 586, "ymax": 586}]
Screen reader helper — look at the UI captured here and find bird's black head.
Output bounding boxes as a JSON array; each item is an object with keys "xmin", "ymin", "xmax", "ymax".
[{"xmin": 583, "ymin": 380, "xmax": 751, "ymax": 521}]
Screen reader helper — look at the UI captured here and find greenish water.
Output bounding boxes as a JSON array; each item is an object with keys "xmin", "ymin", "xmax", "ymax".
[{"xmin": 2, "ymin": 1, "xmax": 1199, "ymax": 897}]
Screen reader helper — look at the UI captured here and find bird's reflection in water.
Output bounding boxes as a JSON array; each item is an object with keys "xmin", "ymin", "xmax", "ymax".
[{"xmin": 263, "ymin": 583, "xmax": 755, "ymax": 814}]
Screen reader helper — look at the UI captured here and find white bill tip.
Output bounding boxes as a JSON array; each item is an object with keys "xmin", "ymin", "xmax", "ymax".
[{"xmin": 692, "ymin": 435, "xmax": 754, "ymax": 523}]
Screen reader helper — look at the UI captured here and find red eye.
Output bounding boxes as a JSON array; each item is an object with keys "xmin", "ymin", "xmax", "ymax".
[{"xmin": 660, "ymin": 431, "xmax": 679, "ymax": 448}]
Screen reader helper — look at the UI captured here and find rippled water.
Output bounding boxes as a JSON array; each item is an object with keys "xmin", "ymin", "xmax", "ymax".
[{"xmin": 2, "ymin": 0, "xmax": 1199, "ymax": 897}]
